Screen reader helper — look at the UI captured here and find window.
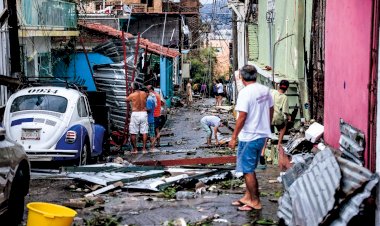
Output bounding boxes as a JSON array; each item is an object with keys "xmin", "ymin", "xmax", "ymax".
[
  {"xmin": 11, "ymin": 95, "xmax": 68, "ymax": 113},
  {"xmin": 77, "ymin": 97, "xmax": 89, "ymax": 117},
  {"xmin": 38, "ymin": 52, "xmax": 52, "ymax": 77},
  {"xmin": 213, "ymin": 47, "xmax": 223, "ymax": 53}
]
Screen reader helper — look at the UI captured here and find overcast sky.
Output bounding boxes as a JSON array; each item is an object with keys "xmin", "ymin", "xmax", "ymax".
[{"xmin": 200, "ymin": 0, "xmax": 214, "ymax": 4}]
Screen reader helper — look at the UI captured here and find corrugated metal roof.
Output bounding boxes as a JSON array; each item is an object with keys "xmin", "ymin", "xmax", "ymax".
[
  {"xmin": 278, "ymin": 148, "xmax": 342, "ymax": 226},
  {"xmin": 79, "ymin": 22, "xmax": 181, "ymax": 58}
]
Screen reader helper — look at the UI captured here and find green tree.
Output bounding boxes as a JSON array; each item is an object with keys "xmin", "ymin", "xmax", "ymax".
[{"xmin": 188, "ymin": 47, "xmax": 216, "ymax": 84}]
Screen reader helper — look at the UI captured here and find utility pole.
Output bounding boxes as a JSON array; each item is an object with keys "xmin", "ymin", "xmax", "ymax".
[
  {"xmin": 7, "ymin": 0, "xmax": 22, "ymax": 77},
  {"xmin": 232, "ymin": 11, "xmax": 238, "ymax": 71},
  {"xmin": 178, "ymin": 7, "xmax": 183, "ymax": 91}
]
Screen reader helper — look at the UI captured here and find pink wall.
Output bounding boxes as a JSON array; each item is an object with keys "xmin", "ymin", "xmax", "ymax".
[{"xmin": 324, "ymin": 1, "xmax": 372, "ymax": 149}]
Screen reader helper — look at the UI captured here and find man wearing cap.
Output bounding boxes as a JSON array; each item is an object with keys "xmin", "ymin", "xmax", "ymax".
[
  {"xmin": 200, "ymin": 115, "xmax": 228, "ymax": 146},
  {"xmin": 271, "ymin": 80, "xmax": 291, "ymax": 149}
]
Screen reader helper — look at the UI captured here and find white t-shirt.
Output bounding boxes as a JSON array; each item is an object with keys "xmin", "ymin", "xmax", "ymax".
[
  {"xmin": 235, "ymin": 83, "xmax": 273, "ymax": 141},
  {"xmin": 217, "ymin": 83, "xmax": 224, "ymax": 94},
  {"xmin": 201, "ymin": 116, "xmax": 221, "ymax": 127}
]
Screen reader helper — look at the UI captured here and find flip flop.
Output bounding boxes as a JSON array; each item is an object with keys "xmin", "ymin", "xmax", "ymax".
[
  {"xmin": 231, "ymin": 200, "xmax": 245, "ymax": 206},
  {"xmin": 237, "ymin": 204, "xmax": 254, "ymax": 211}
]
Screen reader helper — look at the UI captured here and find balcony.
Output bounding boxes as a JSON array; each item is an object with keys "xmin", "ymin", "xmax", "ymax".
[{"xmin": 20, "ymin": 0, "xmax": 77, "ymax": 29}]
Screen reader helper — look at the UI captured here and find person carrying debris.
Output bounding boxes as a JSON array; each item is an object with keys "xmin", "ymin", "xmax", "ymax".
[
  {"xmin": 186, "ymin": 79, "xmax": 193, "ymax": 106},
  {"xmin": 228, "ymin": 65, "xmax": 274, "ymax": 211},
  {"xmin": 271, "ymin": 80, "xmax": 291, "ymax": 149},
  {"xmin": 200, "ymin": 115, "xmax": 228, "ymax": 146},
  {"xmin": 127, "ymin": 83, "xmax": 149, "ymax": 154}
]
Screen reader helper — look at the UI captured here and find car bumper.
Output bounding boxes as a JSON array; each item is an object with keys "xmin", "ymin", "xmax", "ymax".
[{"xmin": 25, "ymin": 149, "xmax": 78, "ymax": 161}]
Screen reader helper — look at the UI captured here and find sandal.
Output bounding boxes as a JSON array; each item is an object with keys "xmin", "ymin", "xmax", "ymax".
[
  {"xmin": 237, "ymin": 204, "xmax": 254, "ymax": 211},
  {"xmin": 231, "ymin": 200, "xmax": 245, "ymax": 206}
]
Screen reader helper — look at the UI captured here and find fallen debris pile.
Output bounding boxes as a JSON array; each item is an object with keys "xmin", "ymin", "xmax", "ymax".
[{"xmin": 277, "ymin": 147, "xmax": 379, "ymax": 226}]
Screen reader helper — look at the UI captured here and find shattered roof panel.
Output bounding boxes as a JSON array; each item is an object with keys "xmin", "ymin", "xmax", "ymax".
[
  {"xmin": 278, "ymin": 148, "xmax": 342, "ymax": 226},
  {"xmin": 79, "ymin": 22, "xmax": 181, "ymax": 58},
  {"xmin": 66, "ymin": 170, "xmax": 165, "ymax": 186}
]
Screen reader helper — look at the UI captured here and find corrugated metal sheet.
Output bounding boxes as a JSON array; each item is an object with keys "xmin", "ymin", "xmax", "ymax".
[
  {"xmin": 278, "ymin": 148, "xmax": 341, "ymax": 226},
  {"xmin": 79, "ymin": 22, "xmax": 180, "ymax": 58},
  {"xmin": 248, "ymin": 24, "xmax": 259, "ymax": 61},
  {"xmin": 93, "ymin": 63, "xmax": 144, "ymax": 131},
  {"xmin": 67, "ymin": 170, "xmax": 165, "ymax": 186},
  {"xmin": 337, "ymin": 156, "xmax": 374, "ymax": 197},
  {"xmin": 331, "ymin": 175, "xmax": 379, "ymax": 226}
]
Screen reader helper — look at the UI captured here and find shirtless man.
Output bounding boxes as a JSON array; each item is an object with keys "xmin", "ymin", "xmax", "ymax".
[{"xmin": 127, "ymin": 83, "xmax": 148, "ymax": 153}]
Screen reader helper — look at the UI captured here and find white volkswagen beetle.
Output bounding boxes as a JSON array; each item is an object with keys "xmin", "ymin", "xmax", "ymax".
[{"xmin": 2, "ymin": 86, "xmax": 106, "ymax": 165}]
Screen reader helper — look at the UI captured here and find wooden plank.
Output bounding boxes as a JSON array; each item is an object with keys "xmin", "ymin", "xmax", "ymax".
[
  {"xmin": 133, "ymin": 156, "xmax": 236, "ymax": 167},
  {"xmin": 85, "ymin": 181, "xmax": 124, "ymax": 197}
]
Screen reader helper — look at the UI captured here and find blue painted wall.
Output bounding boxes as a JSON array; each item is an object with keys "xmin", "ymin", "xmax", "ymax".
[
  {"xmin": 160, "ymin": 56, "xmax": 174, "ymax": 107},
  {"xmin": 53, "ymin": 53, "xmax": 113, "ymax": 91}
]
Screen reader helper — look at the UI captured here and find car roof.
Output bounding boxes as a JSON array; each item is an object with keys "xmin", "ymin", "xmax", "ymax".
[{"xmin": 13, "ymin": 86, "xmax": 83, "ymax": 100}]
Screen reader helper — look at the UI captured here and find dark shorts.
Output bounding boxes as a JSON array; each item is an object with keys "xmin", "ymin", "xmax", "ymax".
[
  {"xmin": 154, "ymin": 117, "xmax": 161, "ymax": 130},
  {"xmin": 236, "ymin": 138, "xmax": 266, "ymax": 173},
  {"xmin": 148, "ymin": 123, "xmax": 155, "ymax": 137},
  {"xmin": 271, "ymin": 123, "xmax": 286, "ymax": 133}
]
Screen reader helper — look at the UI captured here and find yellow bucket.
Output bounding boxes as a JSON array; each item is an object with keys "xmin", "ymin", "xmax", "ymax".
[{"xmin": 27, "ymin": 202, "xmax": 77, "ymax": 226}]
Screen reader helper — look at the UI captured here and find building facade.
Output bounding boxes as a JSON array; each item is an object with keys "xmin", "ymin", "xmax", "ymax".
[{"xmin": 17, "ymin": 0, "xmax": 79, "ymax": 77}]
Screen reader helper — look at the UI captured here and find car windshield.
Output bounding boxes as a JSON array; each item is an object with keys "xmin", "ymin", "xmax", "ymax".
[{"xmin": 10, "ymin": 95, "xmax": 68, "ymax": 113}]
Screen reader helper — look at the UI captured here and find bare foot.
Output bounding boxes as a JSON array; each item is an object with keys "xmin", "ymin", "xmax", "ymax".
[{"xmin": 142, "ymin": 149, "xmax": 148, "ymax": 154}]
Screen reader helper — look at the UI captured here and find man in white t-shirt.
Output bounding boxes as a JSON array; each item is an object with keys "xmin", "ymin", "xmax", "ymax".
[{"xmin": 229, "ymin": 65, "xmax": 274, "ymax": 211}]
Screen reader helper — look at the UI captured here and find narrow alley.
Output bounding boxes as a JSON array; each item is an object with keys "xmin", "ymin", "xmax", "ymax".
[{"xmin": 26, "ymin": 97, "xmax": 282, "ymax": 225}]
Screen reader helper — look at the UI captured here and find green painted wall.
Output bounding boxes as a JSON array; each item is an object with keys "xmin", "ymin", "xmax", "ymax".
[
  {"xmin": 253, "ymin": 0, "xmax": 312, "ymax": 80},
  {"xmin": 249, "ymin": 0, "xmax": 312, "ymax": 120}
]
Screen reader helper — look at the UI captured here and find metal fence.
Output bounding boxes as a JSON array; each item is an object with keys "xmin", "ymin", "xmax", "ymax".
[{"xmin": 21, "ymin": 0, "xmax": 77, "ymax": 29}]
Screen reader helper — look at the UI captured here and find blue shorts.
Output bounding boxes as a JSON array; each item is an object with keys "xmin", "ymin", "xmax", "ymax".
[{"xmin": 236, "ymin": 138, "xmax": 266, "ymax": 173}]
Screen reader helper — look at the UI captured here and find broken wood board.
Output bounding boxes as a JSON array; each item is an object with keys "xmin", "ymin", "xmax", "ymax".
[
  {"xmin": 215, "ymin": 106, "xmax": 234, "ymax": 111},
  {"xmin": 136, "ymin": 143, "xmax": 173, "ymax": 148},
  {"xmin": 133, "ymin": 156, "xmax": 236, "ymax": 167},
  {"xmin": 198, "ymin": 143, "xmax": 229, "ymax": 149},
  {"xmin": 85, "ymin": 181, "xmax": 124, "ymax": 197}
]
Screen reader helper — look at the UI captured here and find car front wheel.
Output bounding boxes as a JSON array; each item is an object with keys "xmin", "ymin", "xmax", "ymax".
[{"xmin": 7, "ymin": 166, "xmax": 29, "ymax": 225}]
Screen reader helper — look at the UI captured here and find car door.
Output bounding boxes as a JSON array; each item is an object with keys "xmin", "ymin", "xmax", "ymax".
[{"xmin": 77, "ymin": 96, "xmax": 94, "ymax": 152}]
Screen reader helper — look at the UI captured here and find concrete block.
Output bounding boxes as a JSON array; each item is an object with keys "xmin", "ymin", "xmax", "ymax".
[{"xmin": 305, "ymin": 122, "xmax": 324, "ymax": 143}]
